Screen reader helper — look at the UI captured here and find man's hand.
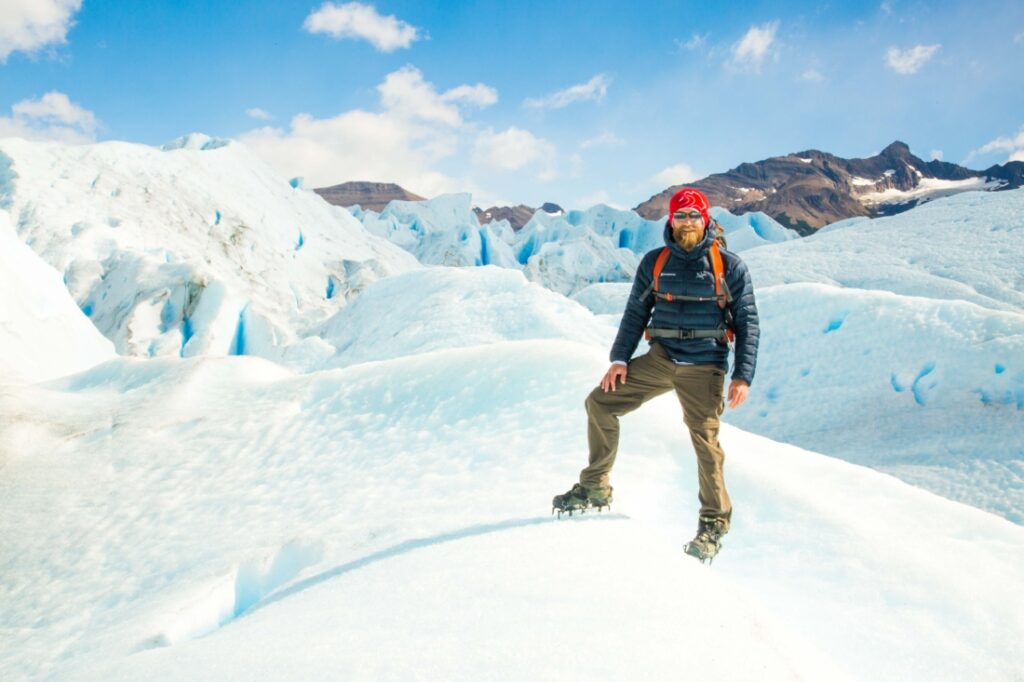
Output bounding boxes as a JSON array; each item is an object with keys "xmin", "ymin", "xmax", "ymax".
[
  {"xmin": 727, "ymin": 379, "xmax": 749, "ymax": 409},
  {"xmin": 601, "ymin": 364, "xmax": 628, "ymax": 392}
]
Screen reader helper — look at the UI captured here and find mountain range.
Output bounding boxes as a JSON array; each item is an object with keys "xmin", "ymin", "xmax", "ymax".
[
  {"xmin": 315, "ymin": 143, "xmax": 1023, "ymax": 235},
  {"xmin": 635, "ymin": 141, "xmax": 1024, "ymax": 234}
]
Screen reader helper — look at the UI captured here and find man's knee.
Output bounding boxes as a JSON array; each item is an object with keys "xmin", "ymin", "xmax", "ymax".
[
  {"xmin": 585, "ymin": 387, "xmax": 606, "ymax": 414},
  {"xmin": 683, "ymin": 410, "xmax": 720, "ymax": 432},
  {"xmin": 586, "ymin": 386, "xmax": 633, "ymax": 417}
]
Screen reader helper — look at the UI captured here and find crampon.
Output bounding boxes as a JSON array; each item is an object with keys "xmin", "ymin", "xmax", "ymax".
[{"xmin": 551, "ymin": 483, "xmax": 612, "ymax": 518}]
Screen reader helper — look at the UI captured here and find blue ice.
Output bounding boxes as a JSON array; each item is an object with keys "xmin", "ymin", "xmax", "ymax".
[
  {"xmin": 911, "ymin": 362, "xmax": 937, "ymax": 406},
  {"xmin": 0, "ymin": 151, "xmax": 15, "ymax": 209},
  {"xmin": 824, "ymin": 313, "xmax": 847, "ymax": 334},
  {"xmin": 180, "ymin": 317, "xmax": 194, "ymax": 356},
  {"xmin": 230, "ymin": 307, "xmax": 248, "ymax": 356}
]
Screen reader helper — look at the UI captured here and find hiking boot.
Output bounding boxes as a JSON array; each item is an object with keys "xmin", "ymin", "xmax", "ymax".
[
  {"xmin": 552, "ymin": 483, "xmax": 613, "ymax": 516},
  {"xmin": 684, "ymin": 515, "xmax": 729, "ymax": 563}
]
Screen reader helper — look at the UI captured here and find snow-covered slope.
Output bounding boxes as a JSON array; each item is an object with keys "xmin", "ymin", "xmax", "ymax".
[
  {"xmin": 1, "ymin": 341, "xmax": 1022, "ymax": 681},
  {"xmin": 740, "ymin": 282, "xmax": 1024, "ymax": 521},
  {"xmin": 0, "ymin": 210, "xmax": 114, "ymax": 383},
  {"xmin": 731, "ymin": 191, "xmax": 1024, "ymax": 521},
  {"xmin": 744, "ymin": 188, "xmax": 1024, "ymax": 312},
  {"xmin": 0, "ymin": 135, "xmax": 419, "ymax": 361},
  {"xmin": 313, "ymin": 266, "xmax": 613, "ymax": 370}
]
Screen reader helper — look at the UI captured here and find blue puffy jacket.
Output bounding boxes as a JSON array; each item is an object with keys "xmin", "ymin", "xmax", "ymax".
[{"xmin": 610, "ymin": 223, "xmax": 760, "ymax": 385}]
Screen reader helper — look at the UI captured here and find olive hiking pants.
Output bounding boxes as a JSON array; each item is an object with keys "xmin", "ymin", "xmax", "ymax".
[{"xmin": 580, "ymin": 343, "xmax": 732, "ymax": 525}]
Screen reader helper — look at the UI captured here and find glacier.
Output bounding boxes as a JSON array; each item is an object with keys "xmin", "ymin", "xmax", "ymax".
[
  {"xmin": 0, "ymin": 136, "xmax": 419, "ymax": 364},
  {"xmin": 352, "ymin": 192, "xmax": 799, "ymax": 296},
  {"xmin": 2, "ymin": 134, "xmax": 1023, "ymax": 681}
]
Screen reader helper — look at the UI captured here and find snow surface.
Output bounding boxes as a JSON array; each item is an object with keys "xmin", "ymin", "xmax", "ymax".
[
  {"xmin": 0, "ymin": 210, "xmax": 114, "ymax": 383},
  {"xmin": 2, "ymin": 341, "xmax": 1023, "ymax": 681},
  {"xmin": 746, "ymin": 189, "xmax": 1024, "ymax": 312},
  {"xmin": 0, "ymin": 136, "xmax": 419, "ymax": 362},
  {"xmin": 312, "ymin": 266, "xmax": 614, "ymax": 370}
]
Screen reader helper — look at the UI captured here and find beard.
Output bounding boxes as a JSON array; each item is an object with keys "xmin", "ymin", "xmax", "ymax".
[{"xmin": 674, "ymin": 227, "xmax": 704, "ymax": 251}]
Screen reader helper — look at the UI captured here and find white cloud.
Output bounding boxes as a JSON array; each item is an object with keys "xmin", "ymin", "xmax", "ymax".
[
  {"xmin": 885, "ymin": 44, "xmax": 940, "ymax": 75},
  {"xmin": 377, "ymin": 65, "xmax": 496, "ymax": 127},
  {"xmin": 473, "ymin": 127, "xmax": 555, "ymax": 172},
  {"xmin": 800, "ymin": 67, "xmax": 825, "ymax": 82},
  {"xmin": 441, "ymin": 84, "xmax": 498, "ymax": 108},
  {"xmin": 652, "ymin": 163, "xmax": 698, "ymax": 188},
  {"xmin": 1014, "ymin": 31, "xmax": 1024, "ymax": 44},
  {"xmin": 240, "ymin": 112, "xmax": 458, "ymax": 197},
  {"xmin": 677, "ymin": 33, "xmax": 708, "ymax": 51},
  {"xmin": 966, "ymin": 125, "xmax": 1024, "ymax": 165},
  {"xmin": 580, "ymin": 131, "xmax": 623, "ymax": 149},
  {"xmin": 303, "ymin": 2, "xmax": 419, "ymax": 52},
  {"xmin": 729, "ymin": 21, "xmax": 780, "ymax": 72},
  {"xmin": 0, "ymin": 91, "xmax": 97, "ymax": 143},
  {"xmin": 930, "ymin": 149, "xmax": 943, "ymax": 161},
  {"xmin": 0, "ymin": 0, "xmax": 81, "ymax": 62},
  {"xmin": 523, "ymin": 74, "xmax": 610, "ymax": 110},
  {"xmin": 246, "ymin": 108, "xmax": 272, "ymax": 121},
  {"xmin": 880, "ymin": 2, "xmax": 894, "ymax": 15},
  {"xmin": 239, "ymin": 66, "xmax": 497, "ymax": 197}
]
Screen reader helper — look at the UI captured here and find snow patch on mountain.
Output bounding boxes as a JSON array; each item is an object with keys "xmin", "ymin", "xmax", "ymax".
[{"xmin": 859, "ymin": 175, "xmax": 1005, "ymax": 205}]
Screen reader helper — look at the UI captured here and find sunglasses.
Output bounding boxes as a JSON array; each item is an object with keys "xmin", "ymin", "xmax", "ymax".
[{"xmin": 673, "ymin": 210, "xmax": 703, "ymax": 221}]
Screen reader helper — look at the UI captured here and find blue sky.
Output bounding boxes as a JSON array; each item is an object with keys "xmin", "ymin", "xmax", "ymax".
[{"xmin": 1, "ymin": 0, "xmax": 1023, "ymax": 209}]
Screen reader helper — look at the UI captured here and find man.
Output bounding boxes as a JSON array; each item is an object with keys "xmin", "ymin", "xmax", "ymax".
[{"xmin": 552, "ymin": 187, "xmax": 760, "ymax": 563}]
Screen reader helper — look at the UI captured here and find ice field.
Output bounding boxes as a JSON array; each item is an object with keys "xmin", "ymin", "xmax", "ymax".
[{"xmin": 2, "ymin": 137, "xmax": 1023, "ymax": 680}]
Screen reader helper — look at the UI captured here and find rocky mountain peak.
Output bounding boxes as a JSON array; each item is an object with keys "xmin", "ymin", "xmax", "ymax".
[
  {"xmin": 879, "ymin": 141, "xmax": 913, "ymax": 159},
  {"xmin": 314, "ymin": 181, "xmax": 425, "ymax": 212},
  {"xmin": 634, "ymin": 142, "xmax": 1020, "ymax": 234}
]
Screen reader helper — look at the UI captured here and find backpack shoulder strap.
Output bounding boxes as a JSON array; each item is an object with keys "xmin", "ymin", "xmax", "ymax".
[
  {"xmin": 652, "ymin": 247, "xmax": 671, "ymax": 293},
  {"xmin": 709, "ymin": 240, "xmax": 728, "ymax": 310},
  {"xmin": 709, "ymin": 240, "xmax": 736, "ymax": 343},
  {"xmin": 639, "ymin": 247, "xmax": 671, "ymax": 302}
]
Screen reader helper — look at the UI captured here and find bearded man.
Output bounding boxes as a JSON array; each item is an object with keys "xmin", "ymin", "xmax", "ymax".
[{"xmin": 553, "ymin": 188, "xmax": 760, "ymax": 563}]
